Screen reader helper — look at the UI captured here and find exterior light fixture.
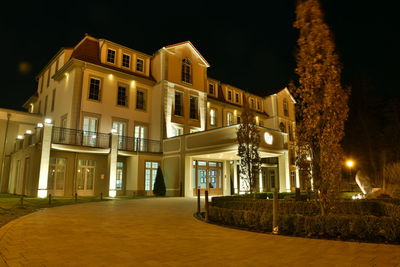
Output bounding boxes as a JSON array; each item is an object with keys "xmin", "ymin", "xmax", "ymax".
[
  {"xmin": 37, "ymin": 122, "xmax": 44, "ymax": 128},
  {"xmin": 44, "ymin": 118, "xmax": 52, "ymax": 124},
  {"xmin": 306, "ymin": 156, "xmax": 312, "ymax": 161},
  {"xmin": 25, "ymin": 130, "xmax": 33, "ymax": 134},
  {"xmin": 17, "ymin": 135, "xmax": 24, "ymax": 140},
  {"xmin": 346, "ymin": 159, "xmax": 355, "ymax": 168},
  {"xmin": 264, "ymin": 132, "xmax": 273, "ymax": 145}
]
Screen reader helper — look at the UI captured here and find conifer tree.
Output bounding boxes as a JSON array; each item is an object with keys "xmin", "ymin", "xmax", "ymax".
[
  {"xmin": 153, "ymin": 166, "xmax": 166, "ymax": 196},
  {"xmin": 293, "ymin": 0, "xmax": 350, "ymax": 214},
  {"xmin": 237, "ymin": 98, "xmax": 261, "ymax": 194}
]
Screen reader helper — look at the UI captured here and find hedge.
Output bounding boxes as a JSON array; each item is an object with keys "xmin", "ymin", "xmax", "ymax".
[{"xmin": 208, "ymin": 198, "xmax": 400, "ymax": 243}]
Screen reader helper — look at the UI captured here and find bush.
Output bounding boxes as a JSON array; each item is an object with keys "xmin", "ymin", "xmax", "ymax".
[{"xmin": 208, "ymin": 197, "xmax": 400, "ymax": 243}]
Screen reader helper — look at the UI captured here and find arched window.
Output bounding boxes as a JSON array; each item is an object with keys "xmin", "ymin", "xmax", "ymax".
[{"xmin": 182, "ymin": 58, "xmax": 192, "ymax": 83}]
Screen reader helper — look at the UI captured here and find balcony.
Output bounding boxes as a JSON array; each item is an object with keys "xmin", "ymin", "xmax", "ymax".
[{"xmin": 52, "ymin": 127, "xmax": 161, "ymax": 153}]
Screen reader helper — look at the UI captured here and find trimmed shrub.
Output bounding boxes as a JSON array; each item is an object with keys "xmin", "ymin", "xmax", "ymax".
[
  {"xmin": 153, "ymin": 166, "xmax": 166, "ymax": 196},
  {"xmin": 208, "ymin": 197, "xmax": 400, "ymax": 243}
]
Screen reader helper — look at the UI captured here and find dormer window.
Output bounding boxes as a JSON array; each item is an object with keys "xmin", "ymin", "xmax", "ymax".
[
  {"xmin": 227, "ymin": 90, "xmax": 232, "ymax": 101},
  {"xmin": 122, "ymin": 54, "xmax": 130, "ymax": 68},
  {"xmin": 209, "ymin": 84, "xmax": 214, "ymax": 95},
  {"xmin": 136, "ymin": 58, "xmax": 144, "ymax": 72},
  {"xmin": 250, "ymin": 98, "xmax": 255, "ymax": 109},
  {"xmin": 235, "ymin": 92, "xmax": 240, "ymax": 103},
  {"xmin": 182, "ymin": 58, "xmax": 192, "ymax": 84},
  {"xmin": 107, "ymin": 49, "xmax": 116, "ymax": 64}
]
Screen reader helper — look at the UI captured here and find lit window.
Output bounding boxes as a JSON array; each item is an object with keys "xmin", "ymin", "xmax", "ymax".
[
  {"xmin": 122, "ymin": 54, "xmax": 130, "ymax": 68},
  {"xmin": 145, "ymin": 161, "xmax": 159, "ymax": 191},
  {"xmin": 189, "ymin": 95, "xmax": 198, "ymax": 119},
  {"xmin": 117, "ymin": 86, "xmax": 128, "ymax": 106},
  {"xmin": 210, "ymin": 108, "xmax": 217, "ymax": 126},
  {"xmin": 227, "ymin": 112, "xmax": 233, "ymax": 126},
  {"xmin": 48, "ymin": 157, "xmax": 66, "ymax": 192},
  {"xmin": 116, "ymin": 162, "xmax": 124, "ymax": 190},
  {"xmin": 182, "ymin": 58, "xmax": 192, "ymax": 83},
  {"xmin": 136, "ymin": 58, "xmax": 144, "ymax": 72},
  {"xmin": 290, "ymin": 170, "xmax": 296, "ymax": 187},
  {"xmin": 136, "ymin": 89, "xmax": 146, "ymax": 110},
  {"xmin": 283, "ymin": 98, "xmax": 289, "ymax": 117},
  {"xmin": 279, "ymin": 122, "xmax": 286, "ymax": 132},
  {"xmin": 89, "ymin": 78, "xmax": 101, "ymax": 101},
  {"xmin": 209, "ymin": 84, "xmax": 214, "ymax": 95},
  {"xmin": 174, "ymin": 91, "xmax": 183, "ymax": 116},
  {"xmin": 107, "ymin": 49, "xmax": 116, "ymax": 64}
]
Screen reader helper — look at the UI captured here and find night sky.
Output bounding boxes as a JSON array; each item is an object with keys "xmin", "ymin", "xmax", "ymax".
[{"xmin": 1, "ymin": 1, "xmax": 398, "ymax": 121}]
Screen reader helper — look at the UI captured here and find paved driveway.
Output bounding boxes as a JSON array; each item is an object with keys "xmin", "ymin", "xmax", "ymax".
[{"xmin": 0, "ymin": 198, "xmax": 399, "ymax": 266}]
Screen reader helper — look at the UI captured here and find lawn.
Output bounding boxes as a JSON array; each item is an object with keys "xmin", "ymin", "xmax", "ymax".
[{"xmin": 0, "ymin": 194, "xmax": 110, "ymax": 228}]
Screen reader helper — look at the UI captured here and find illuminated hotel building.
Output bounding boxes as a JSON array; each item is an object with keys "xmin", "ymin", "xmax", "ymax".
[{"xmin": 0, "ymin": 35, "xmax": 299, "ymax": 197}]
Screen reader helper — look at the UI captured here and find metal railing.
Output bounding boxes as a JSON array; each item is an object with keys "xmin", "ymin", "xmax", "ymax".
[
  {"xmin": 118, "ymin": 135, "xmax": 161, "ymax": 153},
  {"xmin": 52, "ymin": 127, "xmax": 111, "ymax": 149}
]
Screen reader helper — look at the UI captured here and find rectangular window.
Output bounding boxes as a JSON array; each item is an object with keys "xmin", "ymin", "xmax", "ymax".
[
  {"xmin": 257, "ymin": 100, "xmax": 261, "ymax": 110},
  {"xmin": 136, "ymin": 58, "xmax": 144, "ymax": 72},
  {"xmin": 237, "ymin": 116, "xmax": 241, "ymax": 124},
  {"xmin": 210, "ymin": 108, "xmax": 217, "ymax": 126},
  {"xmin": 259, "ymin": 120, "xmax": 264, "ymax": 127},
  {"xmin": 117, "ymin": 86, "xmax": 128, "ymax": 107},
  {"xmin": 44, "ymin": 95, "xmax": 48, "ymax": 115},
  {"xmin": 107, "ymin": 49, "xmax": 116, "ymax": 63},
  {"xmin": 283, "ymin": 99, "xmax": 289, "ymax": 117},
  {"xmin": 174, "ymin": 91, "xmax": 183, "ymax": 116},
  {"xmin": 134, "ymin": 124, "xmax": 148, "ymax": 151},
  {"xmin": 235, "ymin": 92, "xmax": 240, "ymax": 103},
  {"xmin": 82, "ymin": 116, "xmax": 98, "ymax": 146},
  {"xmin": 227, "ymin": 112, "xmax": 233, "ymax": 126},
  {"xmin": 251, "ymin": 99, "xmax": 255, "ymax": 109},
  {"xmin": 122, "ymin": 54, "xmax": 130, "ymax": 68},
  {"xmin": 136, "ymin": 89, "xmax": 146, "ymax": 110},
  {"xmin": 48, "ymin": 157, "xmax": 66, "ymax": 193},
  {"xmin": 116, "ymin": 162, "xmax": 124, "ymax": 190},
  {"xmin": 189, "ymin": 95, "xmax": 198, "ymax": 119},
  {"xmin": 60, "ymin": 114, "xmax": 67, "ymax": 141},
  {"xmin": 51, "ymin": 88, "xmax": 56, "ymax": 112},
  {"xmin": 145, "ymin": 161, "xmax": 159, "ymax": 191},
  {"xmin": 113, "ymin": 121, "xmax": 127, "ymax": 149},
  {"xmin": 89, "ymin": 78, "xmax": 101, "ymax": 101},
  {"xmin": 227, "ymin": 90, "xmax": 232, "ymax": 101},
  {"xmin": 208, "ymin": 84, "xmax": 214, "ymax": 95}
]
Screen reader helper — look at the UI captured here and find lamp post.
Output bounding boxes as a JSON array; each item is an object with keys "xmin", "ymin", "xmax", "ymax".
[{"xmin": 345, "ymin": 159, "xmax": 355, "ymax": 190}]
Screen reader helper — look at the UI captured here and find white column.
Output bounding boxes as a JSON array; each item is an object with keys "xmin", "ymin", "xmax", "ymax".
[
  {"xmin": 259, "ymin": 168, "xmax": 263, "ymax": 193},
  {"xmin": 233, "ymin": 160, "xmax": 238, "ymax": 194},
  {"xmin": 223, "ymin": 160, "xmax": 231, "ymax": 196},
  {"xmin": 184, "ymin": 156, "xmax": 192, "ymax": 197},
  {"xmin": 278, "ymin": 151, "xmax": 291, "ymax": 192},
  {"xmin": 37, "ymin": 123, "xmax": 53, "ymax": 198},
  {"xmin": 108, "ymin": 133, "xmax": 118, "ymax": 197}
]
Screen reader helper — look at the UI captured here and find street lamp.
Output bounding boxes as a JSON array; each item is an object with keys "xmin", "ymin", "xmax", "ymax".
[{"xmin": 345, "ymin": 159, "xmax": 355, "ymax": 190}]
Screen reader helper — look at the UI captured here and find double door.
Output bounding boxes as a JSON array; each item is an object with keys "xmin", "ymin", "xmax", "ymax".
[
  {"xmin": 261, "ymin": 167, "xmax": 279, "ymax": 192},
  {"xmin": 193, "ymin": 161, "xmax": 223, "ymax": 196},
  {"xmin": 77, "ymin": 160, "xmax": 95, "ymax": 196}
]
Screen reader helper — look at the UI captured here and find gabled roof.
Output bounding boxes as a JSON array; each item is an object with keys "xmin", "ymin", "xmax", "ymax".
[{"xmin": 164, "ymin": 41, "xmax": 210, "ymax": 67}]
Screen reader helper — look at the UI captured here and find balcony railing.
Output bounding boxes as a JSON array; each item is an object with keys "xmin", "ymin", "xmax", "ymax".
[
  {"xmin": 52, "ymin": 127, "xmax": 111, "ymax": 149},
  {"xmin": 118, "ymin": 136, "xmax": 161, "ymax": 153},
  {"xmin": 52, "ymin": 127, "xmax": 161, "ymax": 153}
]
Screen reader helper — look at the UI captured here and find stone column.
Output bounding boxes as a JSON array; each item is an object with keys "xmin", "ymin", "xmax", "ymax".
[
  {"xmin": 37, "ymin": 123, "xmax": 53, "ymax": 198},
  {"xmin": 278, "ymin": 151, "xmax": 291, "ymax": 192},
  {"xmin": 108, "ymin": 133, "xmax": 118, "ymax": 197}
]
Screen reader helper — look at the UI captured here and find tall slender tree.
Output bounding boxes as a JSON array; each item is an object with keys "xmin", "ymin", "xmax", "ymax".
[
  {"xmin": 293, "ymin": 0, "xmax": 350, "ymax": 214},
  {"xmin": 237, "ymin": 97, "xmax": 261, "ymax": 194}
]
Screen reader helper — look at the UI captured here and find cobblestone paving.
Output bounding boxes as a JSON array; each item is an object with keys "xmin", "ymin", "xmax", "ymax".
[{"xmin": 0, "ymin": 198, "xmax": 399, "ymax": 266}]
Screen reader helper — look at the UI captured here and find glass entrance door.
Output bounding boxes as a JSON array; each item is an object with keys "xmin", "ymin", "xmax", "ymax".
[
  {"xmin": 193, "ymin": 161, "xmax": 223, "ymax": 196},
  {"xmin": 77, "ymin": 160, "xmax": 95, "ymax": 196}
]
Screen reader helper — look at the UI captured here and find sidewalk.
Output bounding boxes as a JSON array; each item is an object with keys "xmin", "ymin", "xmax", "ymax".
[{"xmin": 0, "ymin": 198, "xmax": 399, "ymax": 266}]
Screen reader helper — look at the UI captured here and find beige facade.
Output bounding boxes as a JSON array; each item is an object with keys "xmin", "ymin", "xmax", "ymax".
[{"xmin": 1, "ymin": 35, "xmax": 298, "ymax": 197}]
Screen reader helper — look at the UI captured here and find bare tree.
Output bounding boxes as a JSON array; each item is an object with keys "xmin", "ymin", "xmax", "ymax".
[
  {"xmin": 293, "ymin": 0, "xmax": 350, "ymax": 214},
  {"xmin": 237, "ymin": 98, "xmax": 261, "ymax": 194}
]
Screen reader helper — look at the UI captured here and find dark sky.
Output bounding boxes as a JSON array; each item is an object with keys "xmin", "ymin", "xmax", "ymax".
[{"xmin": 0, "ymin": 0, "xmax": 398, "ymax": 110}]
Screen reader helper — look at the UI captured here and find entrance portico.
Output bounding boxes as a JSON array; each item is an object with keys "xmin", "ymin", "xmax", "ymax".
[{"xmin": 162, "ymin": 125, "xmax": 290, "ymax": 197}]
